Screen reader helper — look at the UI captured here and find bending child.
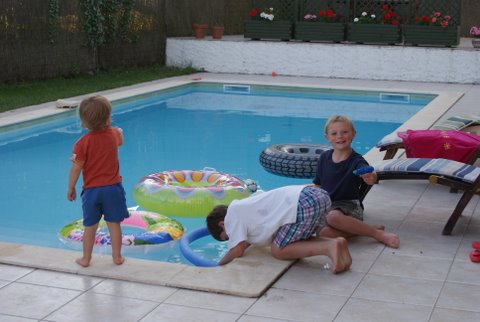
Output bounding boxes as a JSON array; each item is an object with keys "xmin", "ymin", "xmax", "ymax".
[
  {"xmin": 67, "ymin": 95, "xmax": 129, "ymax": 267},
  {"xmin": 206, "ymin": 185, "xmax": 352, "ymax": 273},
  {"xmin": 313, "ymin": 115, "xmax": 399, "ymax": 248}
]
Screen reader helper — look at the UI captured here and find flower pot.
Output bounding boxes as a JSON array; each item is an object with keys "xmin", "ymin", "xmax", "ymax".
[
  {"xmin": 404, "ymin": 25, "xmax": 459, "ymax": 47},
  {"xmin": 244, "ymin": 20, "xmax": 292, "ymax": 41},
  {"xmin": 211, "ymin": 26, "xmax": 224, "ymax": 39},
  {"xmin": 347, "ymin": 24, "xmax": 401, "ymax": 45},
  {"xmin": 193, "ymin": 24, "xmax": 208, "ymax": 39},
  {"xmin": 473, "ymin": 38, "xmax": 480, "ymax": 49},
  {"xmin": 294, "ymin": 22, "xmax": 345, "ymax": 42}
]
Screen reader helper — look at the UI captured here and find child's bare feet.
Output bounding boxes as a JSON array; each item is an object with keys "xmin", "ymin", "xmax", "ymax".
[
  {"xmin": 75, "ymin": 257, "xmax": 90, "ymax": 267},
  {"xmin": 327, "ymin": 237, "xmax": 352, "ymax": 274},
  {"xmin": 377, "ymin": 231, "xmax": 400, "ymax": 248},
  {"xmin": 113, "ymin": 256, "xmax": 125, "ymax": 265}
]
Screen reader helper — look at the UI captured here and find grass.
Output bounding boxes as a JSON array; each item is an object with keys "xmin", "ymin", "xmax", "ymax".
[{"xmin": 0, "ymin": 65, "xmax": 198, "ymax": 113}]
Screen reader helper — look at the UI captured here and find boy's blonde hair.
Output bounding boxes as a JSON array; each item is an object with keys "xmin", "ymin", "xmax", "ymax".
[
  {"xmin": 79, "ymin": 95, "xmax": 112, "ymax": 131},
  {"xmin": 324, "ymin": 115, "xmax": 356, "ymax": 134}
]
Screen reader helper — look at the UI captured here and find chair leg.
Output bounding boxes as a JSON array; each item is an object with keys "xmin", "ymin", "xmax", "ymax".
[{"xmin": 442, "ymin": 191, "xmax": 475, "ymax": 235}]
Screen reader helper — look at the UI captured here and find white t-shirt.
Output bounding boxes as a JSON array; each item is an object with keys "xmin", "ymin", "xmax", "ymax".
[{"xmin": 225, "ymin": 185, "xmax": 305, "ymax": 249}]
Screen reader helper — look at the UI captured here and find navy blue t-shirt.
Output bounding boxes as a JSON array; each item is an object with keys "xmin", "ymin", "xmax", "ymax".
[{"xmin": 312, "ymin": 149, "xmax": 369, "ymax": 202}]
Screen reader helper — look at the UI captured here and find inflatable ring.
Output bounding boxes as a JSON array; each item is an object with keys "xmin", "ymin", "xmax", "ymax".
[
  {"xmin": 133, "ymin": 170, "xmax": 254, "ymax": 217},
  {"xmin": 180, "ymin": 227, "xmax": 219, "ymax": 267},
  {"xmin": 59, "ymin": 210, "xmax": 184, "ymax": 247},
  {"xmin": 259, "ymin": 143, "xmax": 331, "ymax": 179}
]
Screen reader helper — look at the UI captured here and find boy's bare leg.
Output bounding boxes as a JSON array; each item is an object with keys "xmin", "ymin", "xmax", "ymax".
[
  {"xmin": 76, "ymin": 223, "xmax": 98, "ymax": 267},
  {"xmin": 270, "ymin": 237, "xmax": 352, "ymax": 273},
  {"xmin": 325, "ymin": 210, "xmax": 399, "ymax": 248},
  {"xmin": 106, "ymin": 221, "xmax": 125, "ymax": 265}
]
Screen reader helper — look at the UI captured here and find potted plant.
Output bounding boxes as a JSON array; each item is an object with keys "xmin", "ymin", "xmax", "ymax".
[
  {"xmin": 294, "ymin": 8, "xmax": 346, "ymax": 42},
  {"xmin": 192, "ymin": 23, "xmax": 208, "ymax": 39},
  {"xmin": 244, "ymin": 7, "xmax": 292, "ymax": 41},
  {"xmin": 404, "ymin": 11, "xmax": 459, "ymax": 47},
  {"xmin": 211, "ymin": 25, "xmax": 224, "ymax": 39},
  {"xmin": 347, "ymin": 4, "xmax": 401, "ymax": 45},
  {"xmin": 470, "ymin": 26, "xmax": 480, "ymax": 48}
]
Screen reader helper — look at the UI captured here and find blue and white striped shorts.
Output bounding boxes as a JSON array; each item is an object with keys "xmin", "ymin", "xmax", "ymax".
[{"xmin": 273, "ymin": 186, "xmax": 331, "ymax": 248}]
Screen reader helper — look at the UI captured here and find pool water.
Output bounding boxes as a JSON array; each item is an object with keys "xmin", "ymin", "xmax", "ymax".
[{"xmin": 0, "ymin": 83, "xmax": 434, "ymax": 264}]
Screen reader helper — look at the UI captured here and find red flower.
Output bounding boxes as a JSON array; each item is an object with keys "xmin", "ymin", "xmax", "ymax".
[
  {"xmin": 391, "ymin": 19, "xmax": 400, "ymax": 25},
  {"xmin": 249, "ymin": 9, "xmax": 258, "ymax": 17},
  {"xmin": 382, "ymin": 5, "xmax": 389, "ymax": 11},
  {"xmin": 319, "ymin": 10, "xmax": 326, "ymax": 16},
  {"xmin": 326, "ymin": 9, "xmax": 335, "ymax": 18}
]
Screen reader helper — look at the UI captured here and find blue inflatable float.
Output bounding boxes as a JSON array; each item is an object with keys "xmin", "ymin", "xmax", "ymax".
[{"xmin": 180, "ymin": 227, "xmax": 219, "ymax": 267}]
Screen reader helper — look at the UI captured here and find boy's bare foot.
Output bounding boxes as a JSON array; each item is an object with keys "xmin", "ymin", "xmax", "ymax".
[
  {"xmin": 378, "ymin": 231, "xmax": 400, "ymax": 248},
  {"xmin": 113, "ymin": 256, "xmax": 125, "ymax": 265},
  {"xmin": 328, "ymin": 237, "xmax": 352, "ymax": 274},
  {"xmin": 75, "ymin": 257, "xmax": 90, "ymax": 268}
]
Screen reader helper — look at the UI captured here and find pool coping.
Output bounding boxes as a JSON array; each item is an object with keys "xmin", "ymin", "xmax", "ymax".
[{"xmin": 0, "ymin": 73, "xmax": 464, "ymax": 297}]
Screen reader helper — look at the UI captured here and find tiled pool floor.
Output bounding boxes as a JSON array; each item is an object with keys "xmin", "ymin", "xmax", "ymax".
[{"xmin": 1, "ymin": 73, "xmax": 479, "ymax": 322}]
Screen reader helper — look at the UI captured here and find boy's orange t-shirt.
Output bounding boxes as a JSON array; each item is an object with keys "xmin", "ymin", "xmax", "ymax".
[{"xmin": 71, "ymin": 127, "xmax": 123, "ymax": 189}]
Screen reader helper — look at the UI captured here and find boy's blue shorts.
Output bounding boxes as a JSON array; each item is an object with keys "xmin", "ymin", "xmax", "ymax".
[{"xmin": 81, "ymin": 183, "xmax": 129, "ymax": 227}]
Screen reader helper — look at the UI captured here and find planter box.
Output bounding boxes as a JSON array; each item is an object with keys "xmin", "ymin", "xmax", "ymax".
[
  {"xmin": 294, "ymin": 22, "xmax": 345, "ymax": 42},
  {"xmin": 244, "ymin": 20, "xmax": 292, "ymax": 41},
  {"xmin": 347, "ymin": 24, "xmax": 401, "ymax": 45},
  {"xmin": 404, "ymin": 25, "xmax": 460, "ymax": 47}
]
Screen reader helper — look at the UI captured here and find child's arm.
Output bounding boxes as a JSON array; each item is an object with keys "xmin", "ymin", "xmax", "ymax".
[
  {"xmin": 219, "ymin": 241, "xmax": 250, "ymax": 265},
  {"xmin": 67, "ymin": 162, "xmax": 82, "ymax": 201},
  {"xmin": 114, "ymin": 127, "xmax": 124, "ymax": 146}
]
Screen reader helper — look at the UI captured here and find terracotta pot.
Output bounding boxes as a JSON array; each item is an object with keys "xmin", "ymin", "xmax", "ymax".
[
  {"xmin": 211, "ymin": 26, "xmax": 224, "ymax": 39},
  {"xmin": 193, "ymin": 24, "xmax": 208, "ymax": 39}
]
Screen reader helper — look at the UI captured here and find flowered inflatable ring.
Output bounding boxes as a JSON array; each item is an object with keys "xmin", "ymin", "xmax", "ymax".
[
  {"xmin": 133, "ymin": 170, "xmax": 255, "ymax": 218},
  {"xmin": 59, "ymin": 210, "xmax": 184, "ymax": 247}
]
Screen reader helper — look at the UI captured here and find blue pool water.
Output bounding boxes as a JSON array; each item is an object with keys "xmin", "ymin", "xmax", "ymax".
[{"xmin": 0, "ymin": 82, "xmax": 434, "ymax": 264}]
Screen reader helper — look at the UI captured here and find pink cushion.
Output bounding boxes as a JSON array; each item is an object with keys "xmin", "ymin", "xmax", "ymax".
[{"xmin": 397, "ymin": 130, "xmax": 480, "ymax": 163}]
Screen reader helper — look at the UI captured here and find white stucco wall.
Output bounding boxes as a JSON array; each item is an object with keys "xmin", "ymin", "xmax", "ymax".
[{"xmin": 166, "ymin": 36, "xmax": 480, "ymax": 84}]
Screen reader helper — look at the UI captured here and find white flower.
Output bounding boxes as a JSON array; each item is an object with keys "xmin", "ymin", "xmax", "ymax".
[
  {"xmin": 371, "ymin": 14, "xmax": 376, "ymax": 19},
  {"xmin": 269, "ymin": 7, "xmax": 273, "ymax": 11},
  {"xmin": 362, "ymin": 11, "xmax": 367, "ymax": 16},
  {"xmin": 267, "ymin": 14, "xmax": 274, "ymax": 21},
  {"xmin": 354, "ymin": 17, "xmax": 359, "ymax": 22},
  {"xmin": 260, "ymin": 12, "xmax": 265, "ymax": 18}
]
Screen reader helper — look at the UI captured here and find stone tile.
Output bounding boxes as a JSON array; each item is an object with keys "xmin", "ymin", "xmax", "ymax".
[
  {"xmin": 0, "ymin": 283, "xmax": 80, "ymax": 319},
  {"xmin": 352, "ymin": 274, "xmax": 443, "ymax": 306},
  {"xmin": 91, "ymin": 279, "xmax": 176, "ymax": 302},
  {"xmin": 164, "ymin": 289, "xmax": 255, "ymax": 314},
  {"xmin": 140, "ymin": 303, "xmax": 239, "ymax": 322},
  {"xmin": 0, "ymin": 264, "xmax": 33, "ymax": 281},
  {"xmin": 436, "ymin": 282, "xmax": 480, "ymax": 312},
  {"xmin": 0, "ymin": 315, "xmax": 37, "ymax": 322},
  {"xmin": 237, "ymin": 316, "xmax": 291, "ymax": 322},
  {"xmin": 335, "ymin": 298, "xmax": 432, "ymax": 322},
  {"xmin": 246, "ymin": 288, "xmax": 347, "ymax": 322},
  {"xmin": 370, "ymin": 253, "xmax": 451, "ymax": 281},
  {"xmin": 18, "ymin": 269, "xmax": 103, "ymax": 291},
  {"xmin": 274, "ymin": 262, "xmax": 365, "ymax": 296},
  {"xmin": 45, "ymin": 292, "xmax": 158, "ymax": 322},
  {"xmin": 430, "ymin": 307, "xmax": 480, "ymax": 322}
]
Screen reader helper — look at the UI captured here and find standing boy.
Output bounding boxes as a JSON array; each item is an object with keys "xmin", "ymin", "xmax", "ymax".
[{"xmin": 67, "ymin": 95, "xmax": 129, "ymax": 267}]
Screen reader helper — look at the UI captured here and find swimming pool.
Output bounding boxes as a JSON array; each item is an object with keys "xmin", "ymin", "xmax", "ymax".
[{"xmin": 0, "ymin": 82, "xmax": 434, "ymax": 264}]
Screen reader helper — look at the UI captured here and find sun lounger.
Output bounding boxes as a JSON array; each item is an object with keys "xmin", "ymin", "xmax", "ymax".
[
  {"xmin": 376, "ymin": 115, "xmax": 480, "ymax": 161},
  {"xmin": 359, "ymin": 158, "xmax": 480, "ymax": 235}
]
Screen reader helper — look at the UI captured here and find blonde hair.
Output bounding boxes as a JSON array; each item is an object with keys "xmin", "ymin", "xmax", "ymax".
[
  {"xmin": 78, "ymin": 95, "xmax": 112, "ymax": 131},
  {"xmin": 324, "ymin": 115, "xmax": 356, "ymax": 134}
]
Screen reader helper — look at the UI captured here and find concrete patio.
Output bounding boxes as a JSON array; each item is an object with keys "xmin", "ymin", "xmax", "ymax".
[{"xmin": 1, "ymin": 37, "xmax": 480, "ymax": 321}]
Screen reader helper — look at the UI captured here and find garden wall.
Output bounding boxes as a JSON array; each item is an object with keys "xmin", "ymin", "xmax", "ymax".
[{"xmin": 0, "ymin": 0, "xmax": 478, "ymax": 83}]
